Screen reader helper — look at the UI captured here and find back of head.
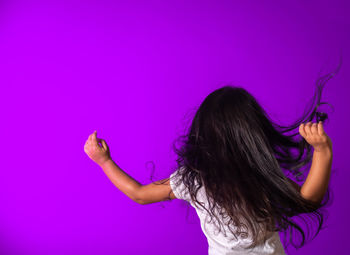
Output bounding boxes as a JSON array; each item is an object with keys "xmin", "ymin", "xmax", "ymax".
[{"xmin": 171, "ymin": 68, "xmax": 339, "ymax": 250}]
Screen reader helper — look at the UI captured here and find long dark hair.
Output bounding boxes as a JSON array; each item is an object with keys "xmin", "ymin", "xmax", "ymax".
[{"xmin": 167, "ymin": 59, "xmax": 341, "ymax": 250}]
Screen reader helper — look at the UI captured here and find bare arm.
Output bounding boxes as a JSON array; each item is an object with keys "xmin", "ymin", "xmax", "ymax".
[
  {"xmin": 300, "ymin": 148, "xmax": 332, "ymax": 203},
  {"xmin": 84, "ymin": 131, "xmax": 176, "ymax": 205},
  {"xmin": 298, "ymin": 121, "xmax": 333, "ymax": 204},
  {"xmin": 136, "ymin": 178, "xmax": 177, "ymax": 204},
  {"xmin": 100, "ymin": 159, "xmax": 177, "ymax": 204},
  {"xmin": 100, "ymin": 159, "xmax": 143, "ymax": 203}
]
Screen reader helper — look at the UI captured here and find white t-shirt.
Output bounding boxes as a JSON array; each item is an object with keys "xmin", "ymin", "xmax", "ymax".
[{"xmin": 169, "ymin": 168, "xmax": 287, "ymax": 255}]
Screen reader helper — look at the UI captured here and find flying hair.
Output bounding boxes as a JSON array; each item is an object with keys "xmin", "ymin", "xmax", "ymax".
[{"xmin": 169, "ymin": 56, "xmax": 341, "ymax": 250}]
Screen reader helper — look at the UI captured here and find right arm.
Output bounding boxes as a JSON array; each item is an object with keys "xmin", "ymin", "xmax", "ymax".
[
  {"xmin": 300, "ymin": 147, "xmax": 333, "ymax": 204},
  {"xmin": 296, "ymin": 121, "xmax": 333, "ymax": 204}
]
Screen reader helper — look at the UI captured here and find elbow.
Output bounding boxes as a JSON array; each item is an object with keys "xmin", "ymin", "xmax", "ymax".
[
  {"xmin": 133, "ymin": 196, "xmax": 151, "ymax": 205},
  {"xmin": 132, "ymin": 191, "xmax": 145, "ymax": 204},
  {"xmin": 133, "ymin": 186, "xmax": 147, "ymax": 205},
  {"xmin": 135, "ymin": 198, "xmax": 146, "ymax": 205},
  {"xmin": 131, "ymin": 189, "xmax": 145, "ymax": 204},
  {"xmin": 300, "ymin": 191, "xmax": 323, "ymax": 206},
  {"xmin": 304, "ymin": 196, "xmax": 322, "ymax": 205}
]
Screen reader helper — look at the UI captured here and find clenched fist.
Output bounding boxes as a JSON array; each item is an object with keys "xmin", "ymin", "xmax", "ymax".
[
  {"xmin": 299, "ymin": 121, "xmax": 333, "ymax": 153},
  {"xmin": 84, "ymin": 131, "xmax": 111, "ymax": 166}
]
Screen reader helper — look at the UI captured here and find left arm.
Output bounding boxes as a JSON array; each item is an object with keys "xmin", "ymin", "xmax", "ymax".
[
  {"xmin": 84, "ymin": 131, "xmax": 176, "ymax": 204},
  {"xmin": 100, "ymin": 159, "xmax": 177, "ymax": 204},
  {"xmin": 100, "ymin": 159, "xmax": 143, "ymax": 203}
]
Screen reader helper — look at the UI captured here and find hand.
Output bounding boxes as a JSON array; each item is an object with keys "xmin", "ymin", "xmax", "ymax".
[
  {"xmin": 299, "ymin": 121, "xmax": 333, "ymax": 152},
  {"xmin": 84, "ymin": 130, "xmax": 111, "ymax": 166}
]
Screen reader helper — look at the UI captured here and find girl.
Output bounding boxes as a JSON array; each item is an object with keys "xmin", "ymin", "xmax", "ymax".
[{"xmin": 84, "ymin": 80, "xmax": 334, "ymax": 254}]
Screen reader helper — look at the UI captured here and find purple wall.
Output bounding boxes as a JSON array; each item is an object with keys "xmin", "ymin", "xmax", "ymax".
[{"xmin": 0, "ymin": 1, "xmax": 348, "ymax": 254}]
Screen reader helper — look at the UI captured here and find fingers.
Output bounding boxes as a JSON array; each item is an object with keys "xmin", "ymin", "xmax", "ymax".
[
  {"xmin": 84, "ymin": 132, "xmax": 95, "ymax": 150},
  {"xmin": 97, "ymin": 138, "xmax": 105, "ymax": 148},
  {"xmin": 300, "ymin": 121, "xmax": 324, "ymax": 138},
  {"xmin": 317, "ymin": 121, "xmax": 325, "ymax": 136},
  {"xmin": 85, "ymin": 131, "xmax": 108, "ymax": 150},
  {"xmin": 299, "ymin": 123, "xmax": 306, "ymax": 137},
  {"xmin": 300, "ymin": 121, "xmax": 311, "ymax": 137},
  {"xmin": 88, "ymin": 130, "xmax": 97, "ymax": 140},
  {"xmin": 303, "ymin": 122, "xmax": 311, "ymax": 137},
  {"xmin": 87, "ymin": 131, "xmax": 98, "ymax": 144},
  {"xmin": 101, "ymin": 139, "xmax": 108, "ymax": 150},
  {"xmin": 299, "ymin": 122, "xmax": 312, "ymax": 137},
  {"xmin": 91, "ymin": 130, "xmax": 97, "ymax": 145},
  {"xmin": 310, "ymin": 122, "xmax": 318, "ymax": 135}
]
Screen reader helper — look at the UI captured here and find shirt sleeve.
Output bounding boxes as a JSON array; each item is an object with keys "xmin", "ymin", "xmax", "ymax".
[{"xmin": 169, "ymin": 168, "xmax": 191, "ymax": 201}]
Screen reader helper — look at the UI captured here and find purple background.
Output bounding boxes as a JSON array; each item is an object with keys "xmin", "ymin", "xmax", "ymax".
[{"xmin": 0, "ymin": 0, "xmax": 348, "ymax": 254}]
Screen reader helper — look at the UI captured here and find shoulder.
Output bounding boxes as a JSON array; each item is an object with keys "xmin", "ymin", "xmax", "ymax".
[{"xmin": 169, "ymin": 167, "xmax": 192, "ymax": 201}]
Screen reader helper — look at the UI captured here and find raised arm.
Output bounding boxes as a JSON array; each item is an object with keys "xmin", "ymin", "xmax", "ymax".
[
  {"xmin": 300, "ymin": 147, "xmax": 332, "ymax": 203},
  {"xmin": 84, "ymin": 131, "xmax": 177, "ymax": 205},
  {"xmin": 100, "ymin": 159, "xmax": 144, "ymax": 203},
  {"xmin": 298, "ymin": 121, "xmax": 333, "ymax": 204}
]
